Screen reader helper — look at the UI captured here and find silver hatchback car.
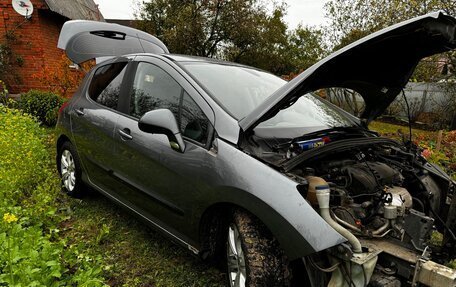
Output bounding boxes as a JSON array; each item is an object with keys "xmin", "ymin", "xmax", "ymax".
[{"xmin": 56, "ymin": 13, "xmax": 456, "ymax": 287}]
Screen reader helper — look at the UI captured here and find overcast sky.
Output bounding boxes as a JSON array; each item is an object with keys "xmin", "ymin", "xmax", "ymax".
[{"xmin": 93, "ymin": 0, "xmax": 329, "ymax": 29}]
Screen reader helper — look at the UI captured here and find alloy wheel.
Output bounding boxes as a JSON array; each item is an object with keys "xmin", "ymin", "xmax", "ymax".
[
  {"xmin": 227, "ymin": 223, "xmax": 247, "ymax": 287},
  {"xmin": 60, "ymin": 149, "xmax": 76, "ymax": 192}
]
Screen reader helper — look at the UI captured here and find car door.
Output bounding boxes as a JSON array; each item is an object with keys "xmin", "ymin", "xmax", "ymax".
[
  {"xmin": 112, "ymin": 56, "xmax": 216, "ymax": 239},
  {"xmin": 70, "ymin": 59, "xmax": 130, "ymax": 192}
]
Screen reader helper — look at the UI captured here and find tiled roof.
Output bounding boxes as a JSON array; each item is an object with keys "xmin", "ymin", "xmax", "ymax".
[
  {"xmin": 44, "ymin": 0, "xmax": 104, "ymax": 21},
  {"xmin": 106, "ymin": 19, "xmax": 140, "ymax": 28}
]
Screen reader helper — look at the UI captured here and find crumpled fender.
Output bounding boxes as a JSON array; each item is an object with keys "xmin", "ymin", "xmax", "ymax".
[{"xmin": 202, "ymin": 139, "xmax": 346, "ymax": 259}]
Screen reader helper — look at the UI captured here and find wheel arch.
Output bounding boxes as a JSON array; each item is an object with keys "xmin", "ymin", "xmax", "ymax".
[
  {"xmin": 197, "ymin": 192, "xmax": 317, "ymax": 261},
  {"xmin": 56, "ymin": 134, "xmax": 73, "ymax": 172},
  {"xmin": 56, "ymin": 134, "xmax": 72, "ymax": 151},
  {"xmin": 198, "ymin": 202, "xmax": 234, "ymax": 264},
  {"xmin": 55, "ymin": 136, "xmax": 86, "ymax": 197}
]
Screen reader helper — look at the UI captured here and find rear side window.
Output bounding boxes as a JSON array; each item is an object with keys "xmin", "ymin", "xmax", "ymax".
[{"xmin": 89, "ymin": 62, "xmax": 128, "ymax": 109}]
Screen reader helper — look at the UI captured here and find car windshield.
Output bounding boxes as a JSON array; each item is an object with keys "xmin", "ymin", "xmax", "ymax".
[
  {"xmin": 181, "ymin": 62, "xmax": 286, "ymax": 119},
  {"xmin": 256, "ymin": 93, "xmax": 360, "ymax": 134},
  {"xmin": 182, "ymin": 62, "xmax": 359, "ymax": 137}
]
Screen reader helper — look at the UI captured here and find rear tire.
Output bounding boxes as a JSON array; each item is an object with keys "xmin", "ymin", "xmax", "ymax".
[
  {"xmin": 226, "ymin": 209, "xmax": 290, "ymax": 287},
  {"xmin": 57, "ymin": 141, "xmax": 85, "ymax": 197}
]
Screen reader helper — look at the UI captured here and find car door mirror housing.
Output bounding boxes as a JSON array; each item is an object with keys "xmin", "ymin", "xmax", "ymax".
[{"xmin": 138, "ymin": 109, "xmax": 185, "ymax": 152}]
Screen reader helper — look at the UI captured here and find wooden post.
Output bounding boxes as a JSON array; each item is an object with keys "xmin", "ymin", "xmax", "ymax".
[{"xmin": 436, "ymin": 130, "xmax": 443, "ymax": 152}]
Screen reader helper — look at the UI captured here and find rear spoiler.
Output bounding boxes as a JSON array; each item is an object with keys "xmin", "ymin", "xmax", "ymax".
[{"xmin": 58, "ymin": 20, "xmax": 169, "ymax": 64}]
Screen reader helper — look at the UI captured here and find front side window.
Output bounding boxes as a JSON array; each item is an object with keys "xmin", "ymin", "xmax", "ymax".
[
  {"xmin": 130, "ymin": 63, "xmax": 182, "ymax": 119},
  {"xmin": 89, "ymin": 62, "xmax": 128, "ymax": 109},
  {"xmin": 180, "ymin": 92, "xmax": 210, "ymax": 143},
  {"xmin": 130, "ymin": 62, "xmax": 211, "ymax": 145}
]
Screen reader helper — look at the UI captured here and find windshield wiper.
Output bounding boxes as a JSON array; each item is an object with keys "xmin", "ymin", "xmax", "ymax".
[
  {"xmin": 273, "ymin": 126, "xmax": 377, "ymax": 149},
  {"xmin": 303, "ymin": 126, "xmax": 376, "ymax": 138}
]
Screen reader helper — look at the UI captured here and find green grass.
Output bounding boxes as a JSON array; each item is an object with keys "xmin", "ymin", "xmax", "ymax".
[
  {"xmin": 448, "ymin": 260, "xmax": 456, "ymax": 269},
  {"xmin": 59, "ymin": 195, "xmax": 224, "ymax": 286},
  {"xmin": 369, "ymin": 120, "xmax": 437, "ymax": 141},
  {"xmin": 370, "ymin": 120, "xmax": 456, "ymax": 180},
  {"xmin": 44, "ymin": 128, "xmax": 224, "ymax": 287}
]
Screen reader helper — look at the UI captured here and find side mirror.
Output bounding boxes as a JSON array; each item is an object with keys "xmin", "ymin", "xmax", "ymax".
[{"xmin": 138, "ymin": 109, "xmax": 185, "ymax": 152}]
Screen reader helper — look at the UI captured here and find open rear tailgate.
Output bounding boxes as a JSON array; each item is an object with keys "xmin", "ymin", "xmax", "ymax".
[{"xmin": 58, "ymin": 20, "xmax": 169, "ymax": 64}]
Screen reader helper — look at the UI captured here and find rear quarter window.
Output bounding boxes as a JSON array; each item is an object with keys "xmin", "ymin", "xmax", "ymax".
[{"xmin": 88, "ymin": 62, "xmax": 128, "ymax": 110}]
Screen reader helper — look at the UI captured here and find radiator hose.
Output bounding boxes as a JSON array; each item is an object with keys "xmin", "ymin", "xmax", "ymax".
[{"xmin": 315, "ymin": 184, "xmax": 362, "ymax": 253}]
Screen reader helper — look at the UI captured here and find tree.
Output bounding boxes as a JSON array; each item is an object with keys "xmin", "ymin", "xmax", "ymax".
[
  {"xmin": 282, "ymin": 25, "xmax": 327, "ymax": 74},
  {"xmin": 136, "ymin": 0, "xmax": 327, "ymax": 75},
  {"xmin": 325, "ymin": 0, "xmax": 456, "ymax": 46},
  {"xmin": 324, "ymin": 0, "xmax": 456, "ymax": 127},
  {"xmin": 223, "ymin": 5, "xmax": 290, "ymax": 74},
  {"xmin": 137, "ymin": 1, "xmax": 284, "ymax": 56},
  {"xmin": 324, "ymin": 0, "xmax": 456, "ymax": 81}
]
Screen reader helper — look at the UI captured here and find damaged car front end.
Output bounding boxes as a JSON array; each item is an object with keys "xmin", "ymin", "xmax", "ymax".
[
  {"xmin": 245, "ymin": 124, "xmax": 456, "ymax": 286},
  {"xmin": 238, "ymin": 11, "xmax": 456, "ymax": 287}
]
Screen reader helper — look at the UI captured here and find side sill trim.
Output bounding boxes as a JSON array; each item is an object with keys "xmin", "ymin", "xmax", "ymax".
[{"xmin": 88, "ymin": 180, "xmax": 200, "ymax": 255}]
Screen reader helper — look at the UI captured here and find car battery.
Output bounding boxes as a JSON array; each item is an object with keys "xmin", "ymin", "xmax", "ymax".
[{"xmin": 294, "ymin": 137, "xmax": 330, "ymax": 151}]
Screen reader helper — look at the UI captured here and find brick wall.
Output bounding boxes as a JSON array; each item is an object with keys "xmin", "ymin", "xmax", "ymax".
[{"xmin": 0, "ymin": 0, "xmax": 66, "ymax": 94}]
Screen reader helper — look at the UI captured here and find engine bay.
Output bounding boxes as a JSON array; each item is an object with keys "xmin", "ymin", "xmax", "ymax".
[
  {"xmin": 245, "ymin": 129, "xmax": 456, "ymax": 286},
  {"xmin": 294, "ymin": 146, "xmax": 450, "ymax": 252}
]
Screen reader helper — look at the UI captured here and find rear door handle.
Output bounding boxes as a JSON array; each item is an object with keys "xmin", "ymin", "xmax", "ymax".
[
  {"xmin": 74, "ymin": 108, "xmax": 85, "ymax": 116},
  {"xmin": 118, "ymin": 129, "xmax": 133, "ymax": 140}
]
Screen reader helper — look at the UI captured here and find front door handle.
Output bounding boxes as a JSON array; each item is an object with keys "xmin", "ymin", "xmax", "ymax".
[
  {"xmin": 74, "ymin": 108, "xmax": 85, "ymax": 116},
  {"xmin": 118, "ymin": 129, "xmax": 133, "ymax": 140}
]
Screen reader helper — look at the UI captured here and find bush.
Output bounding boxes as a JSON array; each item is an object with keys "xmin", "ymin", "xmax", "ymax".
[
  {"xmin": 0, "ymin": 106, "xmax": 48, "ymax": 198},
  {"xmin": 0, "ymin": 80, "xmax": 8, "ymax": 106},
  {"xmin": 32, "ymin": 54, "xmax": 89, "ymax": 98},
  {"xmin": 0, "ymin": 106, "xmax": 105, "ymax": 286},
  {"xmin": 18, "ymin": 90, "xmax": 64, "ymax": 126}
]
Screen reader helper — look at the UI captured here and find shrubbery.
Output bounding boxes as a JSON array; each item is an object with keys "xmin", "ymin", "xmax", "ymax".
[
  {"xmin": 0, "ymin": 106, "xmax": 105, "ymax": 286},
  {"xmin": 0, "ymin": 80, "xmax": 8, "ymax": 106},
  {"xmin": 370, "ymin": 121, "xmax": 456, "ymax": 180},
  {"xmin": 18, "ymin": 90, "xmax": 64, "ymax": 126}
]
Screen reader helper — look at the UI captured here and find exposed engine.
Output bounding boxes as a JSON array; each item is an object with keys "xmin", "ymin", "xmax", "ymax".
[
  {"xmin": 287, "ymin": 140, "xmax": 456, "ymax": 286},
  {"xmin": 246, "ymin": 133, "xmax": 456, "ymax": 286},
  {"xmin": 304, "ymin": 158, "xmax": 435, "ymax": 251},
  {"xmin": 288, "ymin": 143, "xmax": 447, "ymax": 249}
]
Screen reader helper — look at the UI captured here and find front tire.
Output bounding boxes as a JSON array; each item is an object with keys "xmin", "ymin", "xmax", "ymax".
[
  {"xmin": 57, "ymin": 142, "xmax": 84, "ymax": 197},
  {"xmin": 226, "ymin": 210, "xmax": 290, "ymax": 287}
]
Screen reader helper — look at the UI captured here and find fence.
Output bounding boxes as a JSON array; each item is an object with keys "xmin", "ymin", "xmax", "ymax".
[{"xmin": 325, "ymin": 82, "xmax": 456, "ymax": 129}]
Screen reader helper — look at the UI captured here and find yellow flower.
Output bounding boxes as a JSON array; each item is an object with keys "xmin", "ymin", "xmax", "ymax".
[{"xmin": 3, "ymin": 213, "xmax": 18, "ymax": 224}]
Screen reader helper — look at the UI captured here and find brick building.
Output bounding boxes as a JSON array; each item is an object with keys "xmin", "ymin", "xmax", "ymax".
[{"xmin": 0, "ymin": 0, "xmax": 103, "ymax": 94}]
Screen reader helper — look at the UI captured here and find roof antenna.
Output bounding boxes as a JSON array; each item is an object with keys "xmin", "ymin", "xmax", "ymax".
[{"xmin": 401, "ymin": 89, "xmax": 412, "ymax": 146}]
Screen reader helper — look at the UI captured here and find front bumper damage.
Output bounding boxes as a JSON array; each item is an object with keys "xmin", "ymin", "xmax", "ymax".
[{"xmin": 360, "ymin": 239, "xmax": 456, "ymax": 287}]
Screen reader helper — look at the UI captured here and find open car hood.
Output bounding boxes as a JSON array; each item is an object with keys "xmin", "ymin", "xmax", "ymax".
[
  {"xmin": 239, "ymin": 12, "xmax": 456, "ymax": 132},
  {"xmin": 58, "ymin": 20, "xmax": 169, "ymax": 64}
]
